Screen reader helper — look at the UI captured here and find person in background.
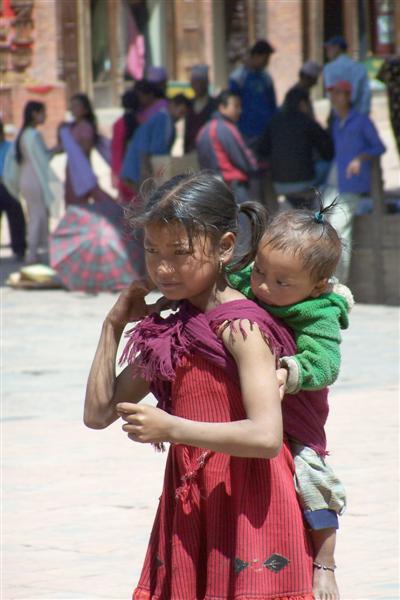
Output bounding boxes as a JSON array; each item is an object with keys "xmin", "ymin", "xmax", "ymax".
[
  {"xmin": 146, "ymin": 65, "xmax": 168, "ymax": 100},
  {"xmin": 4, "ymin": 101, "xmax": 58, "ymax": 264},
  {"xmin": 184, "ymin": 64, "xmax": 216, "ymax": 153},
  {"xmin": 377, "ymin": 55, "xmax": 400, "ymax": 156},
  {"xmin": 323, "ymin": 36, "xmax": 371, "ymax": 115},
  {"xmin": 325, "ymin": 80, "xmax": 385, "ymax": 283},
  {"xmin": 0, "ymin": 119, "xmax": 26, "ymax": 260},
  {"xmin": 258, "ymin": 87, "xmax": 334, "ymax": 208},
  {"xmin": 136, "ymin": 79, "xmax": 167, "ymax": 124},
  {"xmin": 196, "ymin": 90, "xmax": 258, "ymax": 204},
  {"xmin": 121, "ymin": 93, "xmax": 190, "ymax": 189},
  {"xmin": 229, "ymin": 39, "xmax": 277, "ymax": 150},
  {"xmin": 111, "ymin": 88, "xmax": 139, "ymax": 202},
  {"xmin": 63, "ymin": 93, "xmax": 108, "ymax": 205},
  {"xmin": 288, "ymin": 60, "xmax": 322, "ymax": 119}
]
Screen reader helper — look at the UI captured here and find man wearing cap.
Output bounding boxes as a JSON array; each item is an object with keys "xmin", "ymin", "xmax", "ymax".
[
  {"xmin": 229, "ymin": 39, "xmax": 277, "ymax": 149},
  {"xmin": 288, "ymin": 60, "xmax": 322, "ymax": 119},
  {"xmin": 325, "ymin": 79, "xmax": 385, "ymax": 282},
  {"xmin": 146, "ymin": 65, "xmax": 168, "ymax": 99},
  {"xmin": 323, "ymin": 36, "xmax": 371, "ymax": 115},
  {"xmin": 184, "ymin": 65, "xmax": 216, "ymax": 153}
]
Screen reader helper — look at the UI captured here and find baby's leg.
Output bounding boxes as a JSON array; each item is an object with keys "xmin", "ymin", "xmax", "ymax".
[{"xmin": 290, "ymin": 440, "xmax": 346, "ymax": 600}]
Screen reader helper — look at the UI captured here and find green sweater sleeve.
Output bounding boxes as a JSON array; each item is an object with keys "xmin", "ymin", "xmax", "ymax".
[{"xmin": 266, "ymin": 293, "xmax": 349, "ymax": 392}]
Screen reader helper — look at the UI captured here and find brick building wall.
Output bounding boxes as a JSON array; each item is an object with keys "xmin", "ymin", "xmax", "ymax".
[
  {"xmin": 1, "ymin": 0, "xmax": 66, "ymax": 144},
  {"xmin": 30, "ymin": 0, "xmax": 59, "ymax": 84},
  {"xmin": 265, "ymin": 0, "xmax": 303, "ymax": 103}
]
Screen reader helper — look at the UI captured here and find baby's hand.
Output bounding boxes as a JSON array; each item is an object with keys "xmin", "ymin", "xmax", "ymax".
[
  {"xmin": 117, "ymin": 402, "xmax": 175, "ymax": 445},
  {"xmin": 276, "ymin": 367, "xmax": 288, "ymax": 401}
]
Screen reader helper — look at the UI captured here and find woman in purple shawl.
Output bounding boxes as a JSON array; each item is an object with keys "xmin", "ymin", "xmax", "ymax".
[
  {"xmin": 62, "ymin": 94, "xmax": 111, "ymax": 205},
  {"xmin": 84, "ymin": 173, "xmax": 314, "ymax": 600}
]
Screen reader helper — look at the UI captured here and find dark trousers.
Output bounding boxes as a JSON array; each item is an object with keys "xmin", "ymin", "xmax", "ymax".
[{"xmin": 0, "ymin": 183, "xmax": 26, "ymax": 256}]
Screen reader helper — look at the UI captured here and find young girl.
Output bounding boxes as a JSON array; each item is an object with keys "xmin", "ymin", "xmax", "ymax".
[
  {"xmin": 228, "ymin": 205, "xmax": 352, "ymax": 600},
  {"xmin": 62, "ymin": 93, "xmax": 110, "ymax": 205},
  {"xmin": 84, "ymin": 172, "xmax": 314, "ymax": 600},
  {"xmin": 4, "ymin": 101, "xmax": 59, "ymax": 264}
]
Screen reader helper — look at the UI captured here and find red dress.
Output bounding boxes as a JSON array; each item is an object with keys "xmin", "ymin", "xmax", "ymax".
[{"xmin": 133, "ymin": 354, "xmax": 314, "ymax": 600}]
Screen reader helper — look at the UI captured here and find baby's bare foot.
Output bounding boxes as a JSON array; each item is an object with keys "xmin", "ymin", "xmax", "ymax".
[{"xmin": 313, "ymin": 567, "xmax": 340, "ymax": 600}]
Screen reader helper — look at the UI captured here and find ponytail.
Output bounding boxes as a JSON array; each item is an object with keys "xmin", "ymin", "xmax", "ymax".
[
  {"xmin": 229, "ymin": 201, "xmax": 268, "ymax": 271},
  {"xmin": 15, "ymin": 101, "xmax": 45, "ymax": 164}
]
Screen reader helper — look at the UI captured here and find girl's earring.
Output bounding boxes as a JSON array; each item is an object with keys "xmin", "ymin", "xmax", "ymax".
[{"xmin": 219, "ymin": 259, "xmax": 224, "ymax": 274}]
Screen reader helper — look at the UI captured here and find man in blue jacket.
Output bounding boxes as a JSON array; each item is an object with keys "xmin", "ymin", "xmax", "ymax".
[
  {"xmin": 229, "ymin": 39, "xmax": 277, "ymax": 150},
  {"xmin": 325, "ymin": 80, "xmax": 385, "ymax": 283},
  {"xmin": 121, "ymin": 94, "xmax": 190, "ymax": 188}
]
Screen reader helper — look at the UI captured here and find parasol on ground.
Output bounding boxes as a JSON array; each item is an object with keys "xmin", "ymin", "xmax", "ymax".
[{"xmin": 50, "ymin": 199, "xmax": 145, "ymax": 293}]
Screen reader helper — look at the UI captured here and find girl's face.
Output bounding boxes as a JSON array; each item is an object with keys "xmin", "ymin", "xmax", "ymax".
[
  {"xmin": 70, "ymin": 98, "xmax": 87, "ymax": 120},
  {"xmin": 144, "ymin": 222, "xmax": 223, "ymax": 309},
  {"xmin": 33, "ymin": 109, "xmax": 46, "ymax": 125}
]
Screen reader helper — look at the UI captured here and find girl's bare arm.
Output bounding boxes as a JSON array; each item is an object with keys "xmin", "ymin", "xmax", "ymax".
[
  {"xmin": 118, "ymin": 321, "xmax": 283, "ymax": 458},
  {"xmin": 84, "ymin": 283, "xmax": 152, "ymax": 429}
]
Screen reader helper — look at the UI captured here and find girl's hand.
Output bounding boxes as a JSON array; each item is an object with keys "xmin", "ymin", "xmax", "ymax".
[
  {"xmin": 117, "ymin": 402, "xmax": 175, "ymax": 444},
  {"xmin": 106, "ymin": 281, "xmax": 152, "ymax": 328}
]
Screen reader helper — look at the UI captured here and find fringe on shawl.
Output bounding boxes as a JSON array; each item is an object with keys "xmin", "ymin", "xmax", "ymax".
[{"xmin": 119, "ymin": 314, "xmax": 190, "ymax": 385}]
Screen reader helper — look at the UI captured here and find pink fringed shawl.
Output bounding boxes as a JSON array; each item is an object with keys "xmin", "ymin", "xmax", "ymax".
[{"xmin": 120, "ymin": 299, "xmax": 329, "ymax": 455}]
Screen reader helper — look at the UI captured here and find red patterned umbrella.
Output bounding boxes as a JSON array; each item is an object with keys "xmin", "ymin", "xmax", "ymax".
[{"xmin": 50, "ymin": 200, "xmax": 145, "ymax": 293}]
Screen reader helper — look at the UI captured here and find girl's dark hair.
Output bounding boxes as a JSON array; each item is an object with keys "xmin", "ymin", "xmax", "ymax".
[
  {"xmin": 129, "ymin": 171, "xmax": 267, "ymax": 270},
  {"xmin": 71, "ymin": 93, "xmax": 99, "ymax": 142},
  {"xmin": 260, "ymin": 196, "xmax": 342, "ymax": 281},
  {"xmin": 15, "ymin": 101, "xmax": 45, "ymax": 164},
  {"xmin": 121, "ymin": 89, "xmax": 139, "ymax": 147}
]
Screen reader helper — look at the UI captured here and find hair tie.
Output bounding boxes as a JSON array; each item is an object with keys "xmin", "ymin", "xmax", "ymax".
[{"xmin": 314, "ymin": 211, "xmax": 324, "ymax": 224}]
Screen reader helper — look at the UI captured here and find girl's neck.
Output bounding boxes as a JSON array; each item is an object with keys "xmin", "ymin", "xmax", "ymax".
[{"xmin": 188, "ymin": 279, "xmax": 244, "ymax": 313}]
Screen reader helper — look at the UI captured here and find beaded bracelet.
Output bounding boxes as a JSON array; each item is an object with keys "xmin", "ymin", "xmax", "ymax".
[{"xmin": 313, "ymin": 561, "xmax": 337, "ymax": 572}]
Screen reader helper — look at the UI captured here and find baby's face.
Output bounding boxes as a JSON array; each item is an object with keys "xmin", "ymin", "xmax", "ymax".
[{"xmin": 251, "ymin": 244, "xmax": 323, "ymax": 307}]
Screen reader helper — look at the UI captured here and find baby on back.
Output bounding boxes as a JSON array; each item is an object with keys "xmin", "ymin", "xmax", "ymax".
[{"xmin": 228, "ymin": 202, "xmax": 353, "ymax": 599}]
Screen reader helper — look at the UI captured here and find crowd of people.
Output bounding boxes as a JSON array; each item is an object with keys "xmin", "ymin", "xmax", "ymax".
[{"xmin": 0, "ymin": 36, "xmax": 393, "ymax": 286}]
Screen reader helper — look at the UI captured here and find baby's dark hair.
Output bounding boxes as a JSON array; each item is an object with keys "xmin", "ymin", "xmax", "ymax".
[
  {"xmin": 260, "ymin": 199, "xmax": 342, "ymax": 282},
  {"xmin": 129, "ymin": 171, "xmax": 267, "ymax": 270}
]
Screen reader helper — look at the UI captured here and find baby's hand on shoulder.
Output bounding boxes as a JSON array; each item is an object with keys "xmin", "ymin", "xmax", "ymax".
[{"xmin": 276, "ymin": 367, "xmax": 288, "ymax": 401}]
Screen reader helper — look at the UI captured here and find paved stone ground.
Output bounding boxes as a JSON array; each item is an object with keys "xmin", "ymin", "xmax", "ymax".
[{"xmin": 2, "ymin": 278, "xmax": 399, "ymax": 600}]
